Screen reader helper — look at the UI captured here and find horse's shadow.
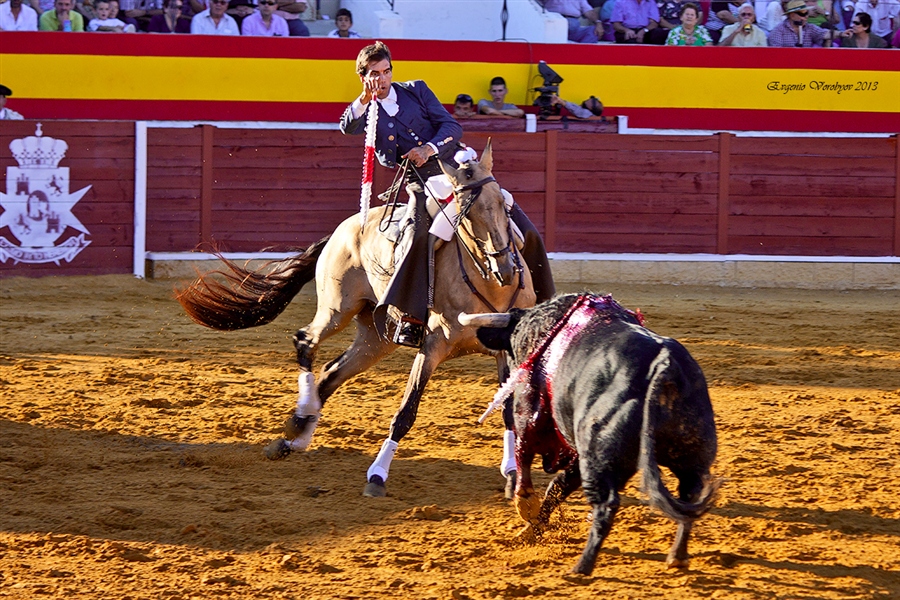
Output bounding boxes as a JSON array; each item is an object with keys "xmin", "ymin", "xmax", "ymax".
[{"xmin": 0, "ymin": 418, "xmax": 508, "ymax": 552}]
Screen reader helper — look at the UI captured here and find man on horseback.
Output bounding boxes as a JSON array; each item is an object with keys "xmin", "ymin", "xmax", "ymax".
[{"xmin": 340, "ymin": 41, "xmax": 555, "ymax": 348}]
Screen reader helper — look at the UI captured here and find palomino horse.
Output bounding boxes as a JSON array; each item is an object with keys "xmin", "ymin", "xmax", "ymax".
[{"xmin": 177, "ymin": 142, "xmax": 536, "ymax": 497}]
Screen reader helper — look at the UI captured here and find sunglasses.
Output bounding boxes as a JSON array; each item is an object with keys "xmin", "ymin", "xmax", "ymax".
[
  {"xmin": 851, "ymin": 19, "xmax": 861, "ymax": 24},
  {"xmin": 792, "ymin": 10, "xmax": 808, "ymax": 16},
  {"xmin": 456, "ymin": 94, "xmax": 473, "ymax": 103}
]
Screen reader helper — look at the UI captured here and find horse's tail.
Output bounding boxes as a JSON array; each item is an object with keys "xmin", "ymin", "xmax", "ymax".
[
  {"xmin": 176, "ymin": 236, "xmax": 330, "ymax": 331},
  {"xmin": 639, "ymin": 350, "xmax": 719, "ymax": 523}
]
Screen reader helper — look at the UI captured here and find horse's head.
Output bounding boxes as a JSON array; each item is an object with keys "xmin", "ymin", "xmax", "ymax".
[{"xmin": 440, "ymin": 140, "xmax": 520, "ymax": 287}]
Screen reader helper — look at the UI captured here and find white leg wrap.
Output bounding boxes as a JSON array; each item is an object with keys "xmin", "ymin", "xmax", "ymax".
[
  {"xmin": 501, "ymin": 429, "xmax": 517, "ymax": 476},
  {"xmin": 367, "ymin": 438, "xmax": 399, "ymax": 482},
  {"xmin": 289, "ymin": 372, "xmax": 321, "ymax": 451}
]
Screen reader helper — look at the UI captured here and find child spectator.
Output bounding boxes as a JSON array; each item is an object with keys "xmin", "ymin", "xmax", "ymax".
[
  {"xmin": 148, "ymin": 0, "xmax": 190, "ymax": 31},
  {"xmin": 328, "ymin": 7, "xmax": 360, "ymax": 37},
  {"xmin": 241, "ymin": 0, "xmax": 288, "ymax": 35},
  {"xmin": 88, "ymin": 0, "xmax": 136, "ymax": 30}
]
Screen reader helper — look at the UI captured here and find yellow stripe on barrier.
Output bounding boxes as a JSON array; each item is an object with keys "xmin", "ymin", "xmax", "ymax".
[{"xmin": 4, "ymin": 53, "xmax": 898, "ymax": 114}]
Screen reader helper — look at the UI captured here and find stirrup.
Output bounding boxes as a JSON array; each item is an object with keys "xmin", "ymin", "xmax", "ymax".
[{"xmin": 392, "ymin": 316, "xmax": 425, "ymax": 348}]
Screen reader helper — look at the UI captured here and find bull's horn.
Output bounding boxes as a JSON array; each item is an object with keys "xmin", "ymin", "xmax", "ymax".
[{"xmin": 458, "ymin": 312, "xmax": 511, "ymax": 327}]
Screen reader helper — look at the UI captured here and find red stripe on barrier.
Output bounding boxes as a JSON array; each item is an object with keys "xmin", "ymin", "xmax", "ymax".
[
  {"xmin": 7, "ymin": 99, "xmax": 899, "ymax": 134},
  {"xmin": 4, "ymin": 32, "xmax": 899, "ymax": 71}
]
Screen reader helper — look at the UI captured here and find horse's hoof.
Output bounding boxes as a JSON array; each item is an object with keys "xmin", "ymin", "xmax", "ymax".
[
  {"xmin": 514, "ymin": 493, "xmax": 542, "ymax": 522},
  {"xmin": 264, "ymin": 438, "xmax": 292, "ymax": 460},
  {"xmin": 363, "ymin": 475, "xmax": 387, "ymax": 498},
  {"xmin": 504, "ymin": 470, "xmax": 517, "ymax": 500},
  {"xmin": 666, "ymin": 556, "xmax": 690, "ymax": 569}
]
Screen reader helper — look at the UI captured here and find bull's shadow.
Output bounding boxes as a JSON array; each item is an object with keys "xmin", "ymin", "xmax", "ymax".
[
  {"xmin": 716, "ymin": 501, "xmax": 900, "ymax": 538},
  {"xmin": 0, "ymin": 418, "xmax": 508, "ymax": 552}
]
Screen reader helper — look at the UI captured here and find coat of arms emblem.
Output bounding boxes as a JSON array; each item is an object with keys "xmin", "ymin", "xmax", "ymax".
[{"xmin": 0, "ymin": 124, "xmax": 91, "ymax": 265}]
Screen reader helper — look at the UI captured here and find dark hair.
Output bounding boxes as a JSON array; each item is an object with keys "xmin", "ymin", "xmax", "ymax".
[
  {"xmin": 455, "ymin": 93, "xmax": 473, "ymax": 104},
  {"xmin": 356, "ymin": 41, "xmax": 391, "ymax": 76},
  {"xmin": 336, "ymin": 7, "xmax": 352, "ymax": 21},
  {"xmin": 679, "ymin": 1, "xmax": 700, "ymax": 17},
  {"xmin": 489, "ymin": 76, "xmax": 507, "ymax": 87},
  {"xmin": 855, "ymin": 11, "xmax": 872, "ymax": 31},
  {"xmin": 162, "ymin": 0, "xmax": 181, "ymax": 8},
  {"xmin": 580, "ymin": 95, "xmax": 603, "ymax": 116}
]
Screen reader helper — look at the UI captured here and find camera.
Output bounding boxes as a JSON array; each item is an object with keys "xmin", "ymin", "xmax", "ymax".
[{"xmin": 533, "ymin": 61, "xmax": 564, "ymax": 118}]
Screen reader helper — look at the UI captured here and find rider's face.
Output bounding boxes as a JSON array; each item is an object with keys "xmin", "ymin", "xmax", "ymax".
[{"xmin": 362, "ymin": 59, "xmax": 393, "ymax": 100}]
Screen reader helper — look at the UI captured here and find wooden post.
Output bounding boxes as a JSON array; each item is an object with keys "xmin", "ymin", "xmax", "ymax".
[
  {"xmin": 200, "ymin": 124, "xmax": 214, "ymax": 246},
  {"xmin": 717, "ymin": 132, "xmax": 731, "ymax": 255},
  {"xmin": 894, "ymin": 134, "xmax": 900, "ymax": 257},
  {"xmin": 544, "ymin": 130, "xmax": 558, "ymax": 252}
]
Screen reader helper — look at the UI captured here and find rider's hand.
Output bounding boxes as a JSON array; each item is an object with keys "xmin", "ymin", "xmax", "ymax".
[
  {"xmin": 402, "ymin": 146, "xmax": 433, "ymax": 168},
  {"xmin": 359, "ymin": 77, "xmax": 379, "ymax": 105}
]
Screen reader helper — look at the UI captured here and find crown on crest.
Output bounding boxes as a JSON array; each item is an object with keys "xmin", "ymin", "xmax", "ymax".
[{"xmin": 10, "ymin": 124, "xmax": 69, "ymax": 169}]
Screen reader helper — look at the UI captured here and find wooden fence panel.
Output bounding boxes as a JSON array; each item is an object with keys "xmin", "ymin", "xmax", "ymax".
[
  {"xmin": 0, "ymin": 121, "xmax": 134, "ymax": 277},
  {"xmin": 146, "ymin": 127, "xmax": 202, "ymax": 253}
]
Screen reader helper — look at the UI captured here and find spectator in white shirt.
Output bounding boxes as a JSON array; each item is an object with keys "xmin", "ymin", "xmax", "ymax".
[
  {"xmin": 190, "ymin": 0, "xmax": 238, "ymax": 33},
  {"xmin": 1, "ymin": 0, "xmax": 39, "ymax": 29}
]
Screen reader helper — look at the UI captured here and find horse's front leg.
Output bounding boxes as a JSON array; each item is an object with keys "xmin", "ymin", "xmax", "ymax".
[{"xmin": 363, "ymin": 348, "xmax": 442, "ymax": 497}]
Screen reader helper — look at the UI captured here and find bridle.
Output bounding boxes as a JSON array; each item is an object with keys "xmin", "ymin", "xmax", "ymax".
[{"xmin": 449, "ymin": 174, "xmax": 525, "ymax": 312}]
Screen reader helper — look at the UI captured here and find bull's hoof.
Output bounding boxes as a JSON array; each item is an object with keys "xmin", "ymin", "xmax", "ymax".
[
  {"xmin": 264, "ymin": 438, "xmax": 292, "ymax": 461},
  {"xmin": 504, "ymin": 470, "xmax": 517, "ymax": 500},
  {"xmin": 514, "ymin": 493, "xmax": 542, "ymax": 522},
  {"xmin": 363, "ymin": 475, "xmax": 387, "ymax": 498},
  {"xmin": 666, "ymin": 556, "xmax": 690, "ymax": 569},
  {"xmin": 284, "ymin": 414, "xmax": 313, "ymax": 440}
]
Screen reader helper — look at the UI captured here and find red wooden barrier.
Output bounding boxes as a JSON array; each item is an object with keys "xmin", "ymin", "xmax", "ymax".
[{"xmin": 1, "ymin": 122, "xmax": 898, "ymax": 279}]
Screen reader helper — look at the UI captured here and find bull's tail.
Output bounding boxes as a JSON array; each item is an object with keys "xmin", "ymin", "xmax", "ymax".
[
  {"xmin": 639, "ymin": 350, "xmax": 719, "ymax": 523},
  {"xmin": 175, "ymin": 236, "xmax": 330, "ymax": 331}
]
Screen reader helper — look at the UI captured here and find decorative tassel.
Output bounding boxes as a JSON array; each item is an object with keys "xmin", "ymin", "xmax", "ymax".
[{"xmin": 359, "ymin": 99, "xmax": 379, "ymax": 231}]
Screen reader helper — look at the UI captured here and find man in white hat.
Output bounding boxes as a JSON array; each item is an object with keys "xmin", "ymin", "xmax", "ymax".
[{"xmin": 767, "ymin": 0, "xmax": 834, "ymax": 45}]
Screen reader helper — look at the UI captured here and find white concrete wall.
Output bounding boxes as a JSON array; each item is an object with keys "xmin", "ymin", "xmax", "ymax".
[{"xmin": 341, "ymin": 0, "xmax": 566, "ymax": 43}]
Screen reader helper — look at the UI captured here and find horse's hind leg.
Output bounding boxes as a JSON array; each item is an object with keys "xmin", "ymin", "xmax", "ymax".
[
  {"xmin": 317, "ymin": 305, "xmax": 395, "ymax": 400},
  {"xmin": 264, "ymin": 295, "xmax": 365, "ymax": 460}
]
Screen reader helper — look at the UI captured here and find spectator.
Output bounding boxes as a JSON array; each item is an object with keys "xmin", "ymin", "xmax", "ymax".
[
  {"xmin": 0, "ymin": 85, "xmax": 24, "ymax": 120},
  {"xmin": 39, "ymin": 0, "xmax": 84, "ymax": 29},
  {"xmin": 88, "ymin": 0, "xmax": 136, "ymax": 30},
  {"xmin": 611, "ymin": 0, "xmax": 661, "ymax": 42},
  {"xmin": 840, "ymin": 11, "xmax": 889, "ymax": 44},
  {"xmin": 720, "ymin": 2, "xmax": 768, "ymax": 43},
  {"xmin": 241, "ymin": 0, "xmax": 288, "ymax": 35},
  {"xmin": 477, "ymin": 77, "xmax": 525, "ymax": 118},
  {"xmin": 108, "ymin": 0, "xmax": 140, "ymax": 27},
  {"xmin": 190, "ymin": 0, "xmax": 239, "ymax": 34},
  {"xmin": 852, "ymin": 0, "xmax": 898, "ymax": 44},
  {"xmin": 806, "ymin": 0, "xmax": 840, "ymax": 27},
  {"xmin": 148, "ymin": 0, "xmax": 190, "ymax": 31},
  {"xmin": 558, "ymin": 94, "xmax": 604, "ymax": 118},
  {"xmin": 768, "ymin": 0, "xmax": 834, "ymax": 45},
  {"xmin": 757, "ymin": 0, "xmax": 786, "ymax": 30},
  {"xmin": 29, "ymin": 0, "xmax": 56, "ymax": 15},
  {"xmin": 665, "ymin": 1, "xmax": 713, "ymax": 42},
  {"xmin": 1, "ymin": 0, "xmax": 39, "ymax": 30},
  {"xmin": 706, "ymin": 0, "xmax": 741, "ymax": 42},
  {"xmin": 541, "ymin": 0, "xmax": 605, "ymax": 42},
  {"xmin": 74, "ymin": 0, "xmax": 97, "ymax": 22},
  {"xmin": 227, "ymin": 0, "xmax": 255, "ymax": 28},
  {"xmin": 328, "ymin": 7, "xmax": 360, "ymax": 37},
  {"xmin": 649, "ymin": 0, "xmax": 685, "ymax": 43},
  {"xmin": 122, "ymin": 0, "xmax": 163, "ymax": 29},
  {"xmin": 453, "ymin": 94, "xmax": 476, "ymax": 118},
  {"xmin": 274, "ymin": 0, "xmax": 308, "ymax": 36}
]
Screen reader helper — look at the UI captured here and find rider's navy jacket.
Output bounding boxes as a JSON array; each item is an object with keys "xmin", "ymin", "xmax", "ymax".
[{"xmin": 340, "ymin": 80, "xmax": 463, "ymax": 169}]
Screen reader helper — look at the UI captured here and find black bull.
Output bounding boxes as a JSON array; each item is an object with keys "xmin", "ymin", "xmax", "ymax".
[{"xmin": 470, "ymin": 293, "xmax": 719, "ymax": 575}]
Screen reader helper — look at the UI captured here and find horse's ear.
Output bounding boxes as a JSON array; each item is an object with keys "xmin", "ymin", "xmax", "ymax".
[
  {"xmin": 481, "ymin": 139, "xmax": 493, "ymax": 173},
  {"xmin": 438, "ymin": 160, "xmax": 461, "ymax": 184}
]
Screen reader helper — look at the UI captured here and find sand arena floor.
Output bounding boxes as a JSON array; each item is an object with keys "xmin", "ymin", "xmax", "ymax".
[{"xmin": 0, "ymin": 274, "xmax": 898, "ymax": 599}]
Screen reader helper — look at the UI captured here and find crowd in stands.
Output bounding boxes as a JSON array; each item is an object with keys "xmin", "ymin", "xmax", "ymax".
[
  {"xmin": 541, "ymin": 0, "xmax": 900, "ymax": 46},
  {"xmin": 0, "ymin": 0, "xmax": 365, "ymax": 36}
]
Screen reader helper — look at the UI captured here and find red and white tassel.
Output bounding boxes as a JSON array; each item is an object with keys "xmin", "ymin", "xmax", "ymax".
[{"xmin": 359, "ymin": 99, "xmax": 379, "ymax": 231}]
